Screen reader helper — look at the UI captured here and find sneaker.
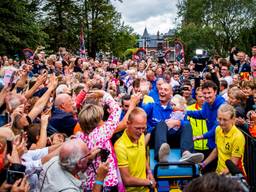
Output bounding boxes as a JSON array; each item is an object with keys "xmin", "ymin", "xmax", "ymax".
[
  {"xmin": 179, "ymin": 151, "xmax": 204, "ymax": 164},
  {"xmin": 158, "ymin": 143, "xmax": 170, "ymax": 162}
]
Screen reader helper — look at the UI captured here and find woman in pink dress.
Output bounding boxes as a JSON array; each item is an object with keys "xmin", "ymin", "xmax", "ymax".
[{"xmin": 76, "ymin": 90, "xmax": 123, "ymax": 192}]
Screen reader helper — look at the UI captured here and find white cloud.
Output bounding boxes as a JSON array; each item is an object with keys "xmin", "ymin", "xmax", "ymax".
[{"xmin": 112, "ymin": 0, "xmax": 179, "ymax": 35}]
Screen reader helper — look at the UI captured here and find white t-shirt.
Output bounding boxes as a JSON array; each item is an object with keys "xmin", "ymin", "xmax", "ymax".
[
  {"xmin": 221, "ymin": 76, "xmax": 233, "ymax": 86},
  {"xmin": 22, "ymin": 147, "xmax": 49, "ymax": 190}
]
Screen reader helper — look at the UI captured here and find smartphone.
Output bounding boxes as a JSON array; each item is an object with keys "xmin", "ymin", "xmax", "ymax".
[
  {"xmin": 6, "ymin": 140, "xmax": 12, "ymax": 155},
  {"xmin": 99, "ymin": 149, "xmax": 110, "ymax": 162},
  {"xmin": 6, "ymin": 169, "xmax": 25, "ymax": 184}
]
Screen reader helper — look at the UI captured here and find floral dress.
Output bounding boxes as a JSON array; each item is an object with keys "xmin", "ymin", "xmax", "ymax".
[{"xmin": 76, "ymin": 92, "xmax": 122, "ymax": 190}]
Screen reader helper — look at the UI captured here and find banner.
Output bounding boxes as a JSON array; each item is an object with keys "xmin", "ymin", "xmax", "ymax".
[
  {"xmin": 23, "ymin": 48, "xmax": 34, "ymax": 59},
  {"xmin": 79, "ymin": 24, "xmax": 86, "ymax": 57},
  {"xmin": 174, "ymin": 39, "xmax": 185, "ymax": 64}
]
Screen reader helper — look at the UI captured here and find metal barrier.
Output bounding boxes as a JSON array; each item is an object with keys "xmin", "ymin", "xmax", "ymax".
[{"xmin": 240, "ymin": 129, "xmax": 256, "ymax": 192}]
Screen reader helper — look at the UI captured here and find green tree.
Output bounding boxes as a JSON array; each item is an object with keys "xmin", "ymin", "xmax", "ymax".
[
  {"xmin": 176, "ymin": 0, "xmax": 256, "ymax": 57},
  {"xmin": 82, "ymin": 0, "xmax": 123, "ymax": 58},
  {"xmin": 42, "ymin": 0, "xmax": 81, "ymax": 52},
  {"xmin": 42, "ymin": 0, "xmax": 136, "ymax": 58},
  {"xmin": 0, "ymin": 0, "xmax": 47, "ymax": 56},
  {"xmin": 110, "ymin": 23, "xmax": 137, "ymax": 59}
]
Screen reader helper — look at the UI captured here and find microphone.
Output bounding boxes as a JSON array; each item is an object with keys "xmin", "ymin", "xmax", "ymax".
[
  {"xmin": 225, "ymin": 159, "xmax": 243, "ymax": 176},
  {"xmin": 225, "ymin": 160, "xmax": 249, "ymax": 192}
]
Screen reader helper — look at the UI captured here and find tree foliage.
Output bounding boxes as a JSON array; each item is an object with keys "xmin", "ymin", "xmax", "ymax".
[
  {"xmin": 0, "ymin": 0, "xmax": 47, "ymax": 56},
  {"xmin": 1, "ymin": 0, "xmax": 137, "ymax": 58},
  {"xmin": 42, "ymin": 0, "xmax": 81, "ymax": 52},
  {"xmin": 176, "ymin": 0, "xmax": 256, "ymax": 59}
]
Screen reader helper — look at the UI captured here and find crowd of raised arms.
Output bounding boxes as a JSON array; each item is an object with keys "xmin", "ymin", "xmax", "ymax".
[{"xmin": 0, "ymin": 45, "xmax": 255, "ymax": 192}]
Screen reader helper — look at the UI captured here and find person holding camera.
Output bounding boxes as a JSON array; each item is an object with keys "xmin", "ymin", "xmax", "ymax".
[
  {"xmin": 77, "ymin": 90, "xmax": 123, "ymax": 191},
  {"xmin": 37, "ymin": 140, "xmax": 109, "ymax": 192},
  {"xmin": 0, "ymin": 136, "xmax": 30, "ymax": 192}
]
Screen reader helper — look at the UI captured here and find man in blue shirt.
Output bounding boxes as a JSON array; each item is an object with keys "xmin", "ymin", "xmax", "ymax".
[
  {"xmin": 168, "ymin": 81, "xmax": 225, "ymax": 151},
  {"xmin": 48, "ymin": 93, "xmax": 77, "ymax": 136},
  {"xmin": 142, "ymin": 82, "xmax": 204, "ymax": 163}
]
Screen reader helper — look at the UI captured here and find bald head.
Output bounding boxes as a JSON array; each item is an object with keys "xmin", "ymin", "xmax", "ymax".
[
  {"xmin": 146, "ymin": 70, "xmax": 155, "ymax": 81},
  {"xmin": 60, "ymin": 140, "xmax": 88, "ymax": 160},
  {"xmin": 54, "ymin": 93, "xmax": 74, "ymax": 113},
  {"xmin": 59, "ymin": 140, "xmax": 88, "ymax": 172},
  {"xmin": 56, "ymin": 84, "xmax": 70, "ymax": 95}
]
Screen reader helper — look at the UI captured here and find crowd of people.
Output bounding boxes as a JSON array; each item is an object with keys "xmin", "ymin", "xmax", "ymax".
[{"xmin": 0, "ymin": 45, "xmax": 255, "ymax": 192}]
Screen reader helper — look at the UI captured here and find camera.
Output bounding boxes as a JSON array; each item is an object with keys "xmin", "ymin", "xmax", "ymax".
[
  {"xmin": 99, "ymin": 149, "xmax": 110, "ymax": 162},
  {"xmin": 173, "ymin": 85, "xmax": 182, "ymax": 96},
  {"xmin": 192, "ymin": 49, "xmax": 209, "ymax": 72},
  {"xmin": 6, "ymin": 164, "xmax": 26, "ymax": 184}
]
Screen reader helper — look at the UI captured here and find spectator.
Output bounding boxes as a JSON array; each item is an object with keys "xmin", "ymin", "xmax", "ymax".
[
  {"xmin": 220, "ymin": 64, "xmax": 233, "ymax": 86},
  {"xmin": 55, "ymin": 84, "xmax": 71, "ymax": 95},
  {"xmin": 119, "ymin": 94, "xmax": 131, "ymax": 121},
  {"xmin": 37, "ymin": 140, "xmax": 109, "ymax": 192},
  {"xmin": 146, "ymin": 70, "xmax": 157, "ymax": 90},
  {"xmin": 241, "ymin": 80, "xmax": 255, "ymax": 113},
  {"xmin": 179, "ymin": 67, "xmax": 190, "ymax": 84},
  {"xmin": 47, "ymin": 93, "xmax": 77, "ymax": 136},
  {"xmin": 32, "ymin": 55, "xmax": 45, "ymax": 75},
  {"xmin": 251, "ymin": 46, "xmax": 256, "ymax": 78},
  {"xmin": 148, "ymin": 78, "xmax": 165, "ymax": 102},
  {"xmin": 219, "ymin": 80, "xmax": 228, "ymax": 101},
  {"xmin": 170, "ymin": 72, "xmax": 180, "ymax": 88},
  {"xmin": 232, "ymin": 74, "xmax": 240, "ymax": 86},
  {"xmin": 181, "ymin": 80, "xmax": 196, "ymax": 105},
  {"xmin": 183, "ymin": 172, "xmax": 243, "ymax": 192},
  {"xmin": 236, "ymin": 51, "xmax": 251, "ymax": 80},
  {"xmin": 77, "ymin": 91, "xmax": 122, "ymax": 191},
  {"xmin": 114, "ymin": 108, "xmax": 156, "ymax": 192},
  {"xmin": 228, "ymin": 87, "xmax": 246, "ymax": 119}
]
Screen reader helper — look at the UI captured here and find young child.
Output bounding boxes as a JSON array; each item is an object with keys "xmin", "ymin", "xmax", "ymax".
[
  {"xmin": 166, "ymin": 94, "xmax": 187, "ymax": 131},
  {"xmin": 145, "ymin": 94, "xmax": 187, "ymax": 145}
]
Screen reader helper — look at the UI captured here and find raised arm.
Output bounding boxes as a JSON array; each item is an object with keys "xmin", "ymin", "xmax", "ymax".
[
  {"xmin": 0, "ymin": 86, "xmax": 9, "ymax": 108},
  {"xmin": 24, "ymin": 73, "xmax": 47, "ymax": 99},
  {"xmin": 28, "ymin": 75, "xmax": 58, "ymax": 121},
  {"xmin": 115, "ymin": 93, "xmax": 141, "ymax": 133},
  {"xmin": 30, "ymin": 113, "xmax": 49, "ymax": 150},
  {"xmin": 100, "ymin": 92, "xmax": 121, "ymax": 138}
]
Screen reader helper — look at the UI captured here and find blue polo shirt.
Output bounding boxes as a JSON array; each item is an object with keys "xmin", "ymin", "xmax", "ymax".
[{"xmin": 141, "ymin": 102, "xmax": 173, "ymax": 133}]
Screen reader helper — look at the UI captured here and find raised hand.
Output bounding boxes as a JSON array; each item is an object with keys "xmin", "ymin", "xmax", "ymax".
[
  {"xmin": 47, "ymin": 75, "xmax": 58, "ymax": 90},
  {"xmin": 11, "ymin": 177, "xmax": 30, "ymax": 192}
]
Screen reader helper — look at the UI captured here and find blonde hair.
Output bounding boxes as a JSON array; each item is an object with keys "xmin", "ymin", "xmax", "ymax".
[
  {"xmin": 78, "ymin": 104, "xmax": 104, "ymax": 134},
  {"xmin": 171, "ymin": 94, "xmax": 187, "ymax": 110},
  {"xmin": 228, "ymin": 87, "xmax": 246, "ymax": 105},
  {"xmin": 218, "ymin": 104, "xmax": 236, "ymax": 119}
]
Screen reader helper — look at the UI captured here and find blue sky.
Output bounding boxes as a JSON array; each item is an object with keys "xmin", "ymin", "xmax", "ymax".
[{"xmin": 112, "ymin": 0, "xmax": 179, "ymax": 35}]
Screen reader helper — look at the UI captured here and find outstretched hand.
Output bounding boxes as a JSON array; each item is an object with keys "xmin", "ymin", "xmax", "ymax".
[
  {"xmin": 86, "ymin": 90, "xmax": 105, "ymax": 100},
  {"xmin": 47, "ymin": 75, "xmax": 58, "ymax": 90}
]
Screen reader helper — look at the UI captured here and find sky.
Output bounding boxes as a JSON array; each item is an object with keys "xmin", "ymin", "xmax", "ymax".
[{"xmin": 112, "ymin": 0, "xmax": 179, "ymax": 35}]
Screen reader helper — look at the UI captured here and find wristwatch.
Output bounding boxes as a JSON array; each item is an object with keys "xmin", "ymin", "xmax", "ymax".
[{"xmin": 148, "ymin": 180, "xmax": 153, "ymax": 188}]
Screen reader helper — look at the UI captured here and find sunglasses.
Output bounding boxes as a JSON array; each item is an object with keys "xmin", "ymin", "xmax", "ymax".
[{"xmin": 79, "ymin": 153, "xmax": 91, "ymax": 162}]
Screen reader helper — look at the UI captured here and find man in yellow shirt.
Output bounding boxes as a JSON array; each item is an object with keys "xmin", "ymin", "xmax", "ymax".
[
  {"xmin": 200, "ymin": 104, "xmax": 246, "ymax": 175},
  {"xmin": 114, "ymin": 108, "xmax": 156, "ymax": 192}
]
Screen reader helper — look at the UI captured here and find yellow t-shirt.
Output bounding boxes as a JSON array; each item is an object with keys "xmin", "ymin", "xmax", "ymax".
[
  {"xmin": 114, "ymin": 130, "xmax": 148, "ymax": 192},
  {"xmin": 143, "ymin": 95, "xmax": 154, "ymax": 104},
  {"xmin": 215, "ymin": 125, "xmax": 246, "ymax": 175}
]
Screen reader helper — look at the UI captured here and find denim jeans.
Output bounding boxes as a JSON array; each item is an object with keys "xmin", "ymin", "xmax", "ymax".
[{"xmin": 154, "ymin": 121, "xmax": 194, "ymax": 161}]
